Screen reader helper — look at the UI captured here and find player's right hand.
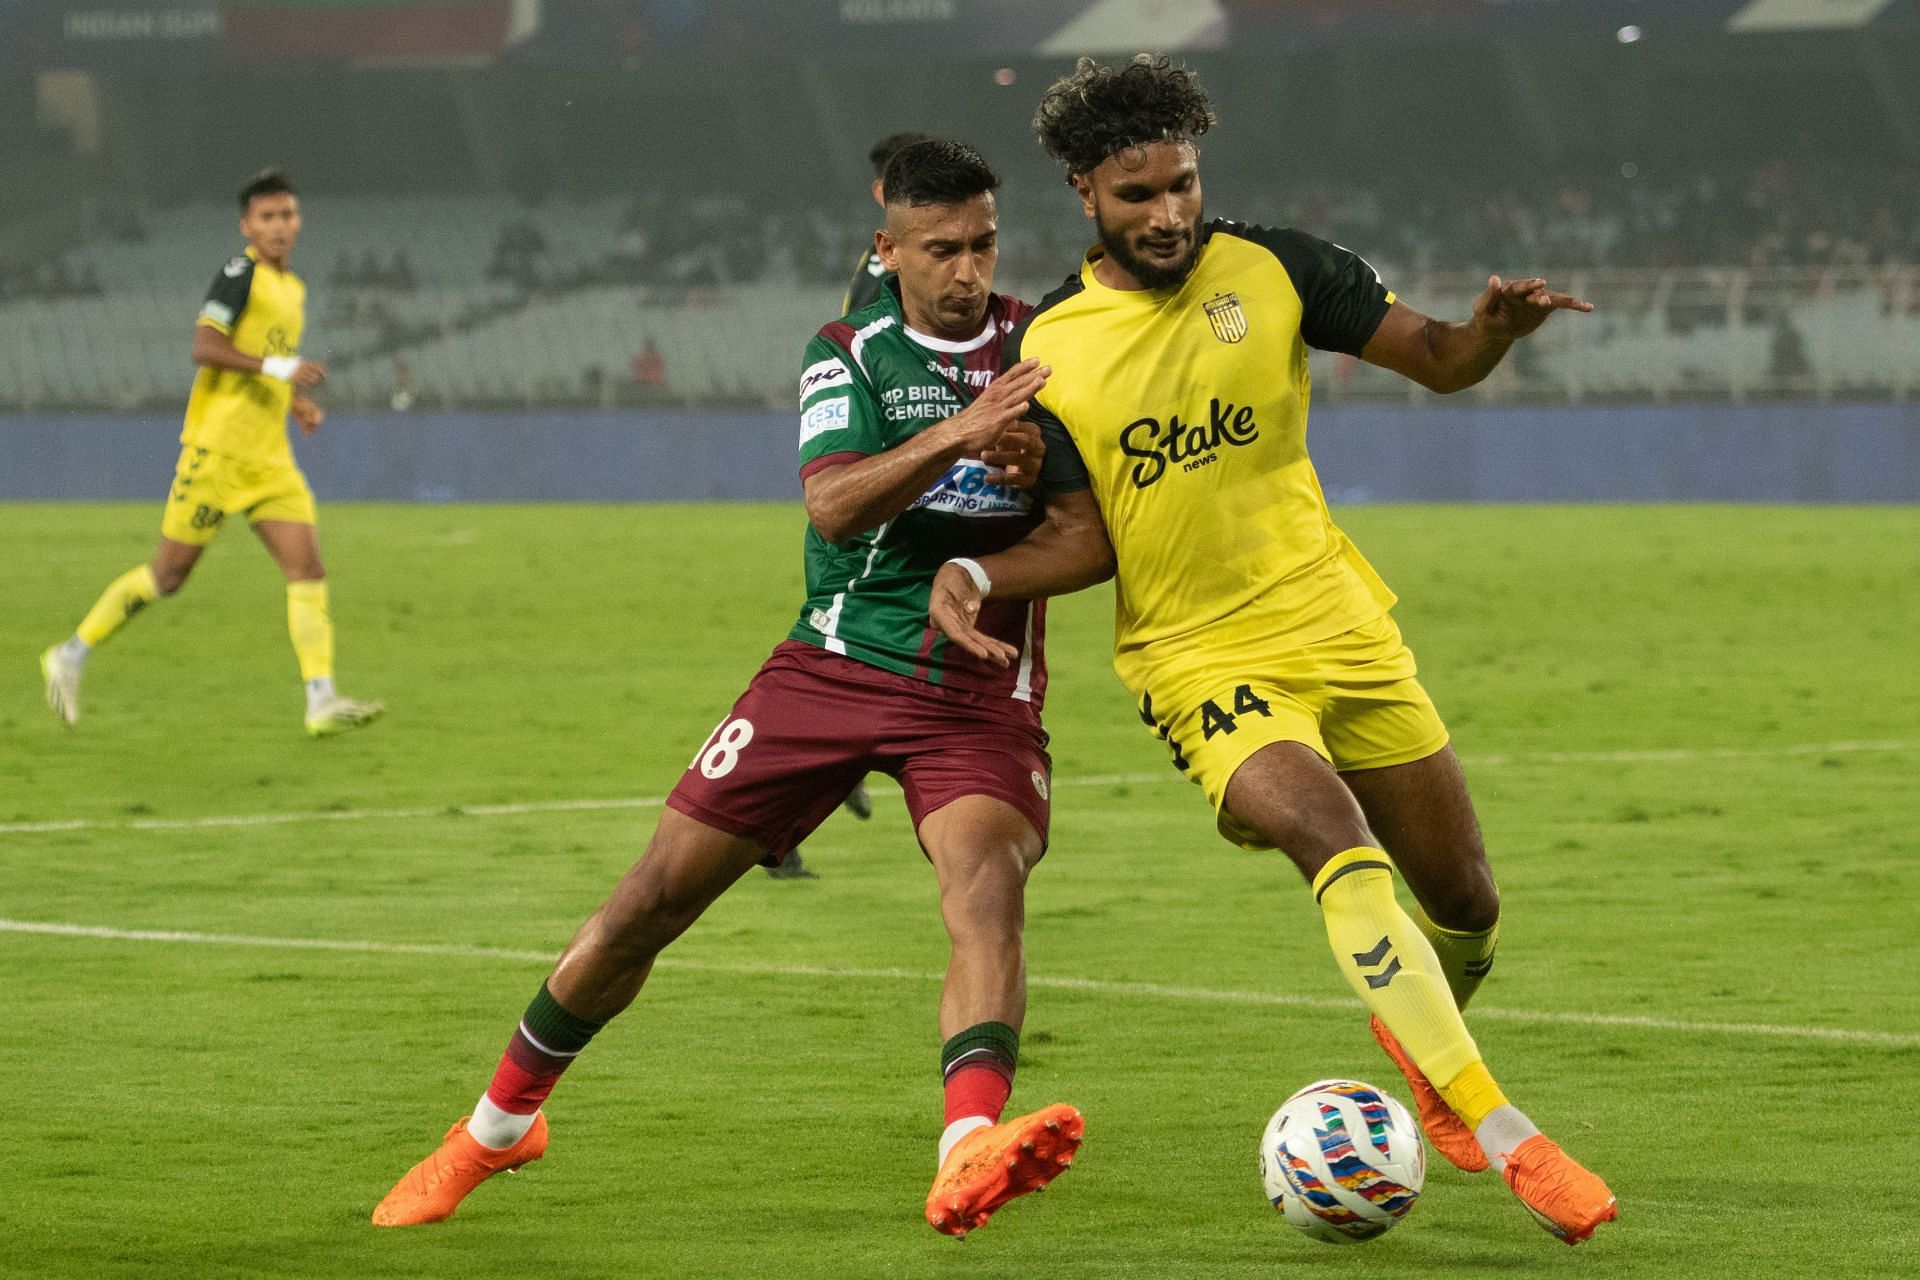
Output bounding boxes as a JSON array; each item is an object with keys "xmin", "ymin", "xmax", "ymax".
[
  {"xmin": 291, "ymin": 359, "xmax": 327, "ymax": 389},
  {"xmin": 941, "ymin": 359, "xmax": 1049, "ymax": 456},
  {"xmin": 292, "ymin": 395, "xmax": 325, "ymax": 434},
  {"xmin": 928, "ymin": 563, "xmax": 1019, "ymax": 668}
]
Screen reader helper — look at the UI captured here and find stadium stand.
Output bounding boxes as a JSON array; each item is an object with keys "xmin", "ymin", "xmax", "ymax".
[{"xmin": 4, "ymin": 162, "xmax": 1912, "ymax": 411}]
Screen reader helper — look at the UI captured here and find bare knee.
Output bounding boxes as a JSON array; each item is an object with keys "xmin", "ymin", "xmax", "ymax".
[
  {"xmin": 1222, "ymin": 742, "xmax": 1378, "ymax": 879},
  {"xmin": 148, "ymin": 564, "xmax": 192, "ymax": 598},
  {"xmin": 937, "ymin": 843, "xmax": 1035, "ymax": 949},
  {"xmin": 278, "ymin": 539, "xmax": 325, "ymax": 582},
  {"xmin": 945, "ymin": 842, "xmax": 1028, "ymax": 905},
  {"xmin": 151, "ymin": 540, "xmax": 202, "ymax": 595},
  {"xmin": 284, "ymin": 557, "xmax": 325, "ymax": 584},
  {"xmin": 1242, "ymin": 799, "xmax": 1376, "ymax": 883},
  {"xmin": 1421, "ymin": 871, "xmax": 1501, "ymax": 934}
]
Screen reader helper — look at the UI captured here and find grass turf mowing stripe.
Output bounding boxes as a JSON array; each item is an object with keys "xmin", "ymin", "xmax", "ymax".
[
  {"xmin": 5, "ymin": 917, "xmax": 1914, "ymax": 1050},
  {"xmin": 2, "ymin": 738, "xmax": 1913, "ymax": 837}
]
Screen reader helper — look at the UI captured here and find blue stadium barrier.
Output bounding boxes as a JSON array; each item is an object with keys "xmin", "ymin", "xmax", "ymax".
[{"xmin": 2, "ymin": 404, "xmax": 1916, "ymax": 503}]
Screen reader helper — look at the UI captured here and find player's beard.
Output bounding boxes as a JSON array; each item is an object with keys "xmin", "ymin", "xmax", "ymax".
[{"xmin": 1096, "ymin": 207, "xmax": 1201, "ymax": 291}]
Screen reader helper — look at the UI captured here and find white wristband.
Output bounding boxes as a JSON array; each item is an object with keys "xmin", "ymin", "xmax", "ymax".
[
  {"xmin": 947, "ymin": 557, "xmax": 992, "ymax": 598},
  {"xmin": 261, "ymin": 355, "xmax": 301, "ymax": 382}
]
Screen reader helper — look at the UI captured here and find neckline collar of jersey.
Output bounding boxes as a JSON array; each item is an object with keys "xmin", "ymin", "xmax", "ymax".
[
  {"xmin": 902, "ymin": 315, "xmax": 997, "ymax": 353},
  {"xmin": 244, "ymin": 243, "xmax": 289, "ymax": 275},
  {"xmin": 1080, "ymin": 246, "xmax": 1184, "ymax": 302}
]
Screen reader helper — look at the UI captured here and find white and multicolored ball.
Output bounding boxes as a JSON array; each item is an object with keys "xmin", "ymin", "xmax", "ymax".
[{"xmin": 1258, "ymin": 1078, "xmax": 1426, "ymax": 1243}]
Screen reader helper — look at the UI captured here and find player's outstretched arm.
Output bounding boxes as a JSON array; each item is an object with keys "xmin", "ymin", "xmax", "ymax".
[
  {"xmin": 190, "ymin": 324, "xmax": 326, "ymax": 388},
  {"xmin": 1360, "ymin": 276, "xmax": 1592, "ymax": 395},
  {"xmin": 804, "ymin": 359, "xmax": 1049, "ymax": 543},
  {"xmin": 929, "ymin": 487, "xmax": 1114, "ymax": 668}
]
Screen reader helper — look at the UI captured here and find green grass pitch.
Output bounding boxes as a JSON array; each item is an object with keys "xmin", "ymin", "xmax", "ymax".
[{"xmin": 4, "ymin": 501, "xmax": 1918, "ymax": 1278}]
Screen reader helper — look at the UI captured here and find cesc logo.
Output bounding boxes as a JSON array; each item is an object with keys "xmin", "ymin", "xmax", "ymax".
[
  {"xmin": 1118, "ymin": 397, "xmax": 1260, "ymax": 488},
  {"xmin": 800, "ymin": 396, "xmax": 850, "ymax": 444}
]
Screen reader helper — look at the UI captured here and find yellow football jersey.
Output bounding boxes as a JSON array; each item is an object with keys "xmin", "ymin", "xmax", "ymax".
[
  {"xmin": 183, "ymin": 245, "xmax": 306, "ymax": 466},
  {"xmin": 1021, "ymin": 220, "xmax": 1401, "ymax": 686}
]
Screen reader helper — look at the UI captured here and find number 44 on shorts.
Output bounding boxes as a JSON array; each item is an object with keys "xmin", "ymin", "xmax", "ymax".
[
  {"xmin": 692, "ymin": 717, "xmax": 755, "ymax": 778},
  {"xmin": 1199, "ymin": 684, "xmax": 1272, "ymax": 740}
]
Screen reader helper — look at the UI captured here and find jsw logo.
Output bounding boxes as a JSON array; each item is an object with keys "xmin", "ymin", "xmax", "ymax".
[{"xmin": 1119, "ymin": 397, "xmax": 1259, "ymax": 488}]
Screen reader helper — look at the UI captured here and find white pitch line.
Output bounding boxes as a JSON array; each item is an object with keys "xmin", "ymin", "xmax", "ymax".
[
  {"xmin": 0, "ymin": 796, "xmax": 669, "ymax": 836},
  {"xmin": 1464, "ymin": 738, "xmax": 1919, "ymax": 767},
  {"xmin": 2, "ymin": 918, "xmax": 1914, "ymax": 1049},
  {"xmin": 2, "ymin": 738, "xmax": 1914, "ymax": 839}
]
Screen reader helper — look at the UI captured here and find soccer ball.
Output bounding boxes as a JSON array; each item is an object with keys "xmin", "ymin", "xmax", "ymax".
[{"xmin": 1258, "ymin": 1078, "xmax": 1425, "ymax": 1243}]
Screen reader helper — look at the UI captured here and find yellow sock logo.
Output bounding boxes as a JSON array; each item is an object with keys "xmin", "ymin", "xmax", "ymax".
[{"xmin": 1352, "ymin": 936, "xmax": 1402, "ymax": 990}]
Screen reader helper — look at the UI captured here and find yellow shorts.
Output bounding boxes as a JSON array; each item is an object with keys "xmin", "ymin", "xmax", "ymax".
[
  {"xmin": 159, "ymin": 446, "xmax": 316, "ymax": 545},
  {"xmin": 1128, "ymin": 614, "xmax": 1450, "ymax": 850}
]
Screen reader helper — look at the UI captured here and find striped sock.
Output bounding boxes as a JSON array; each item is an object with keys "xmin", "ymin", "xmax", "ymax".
[
  {"xmin": 1415, "ymin": 907, "xmax": 1499, "ymax": 1009},
  {"xmin": 75, "ymin": 564, "xmax": 160, "ymax": 648},
  {"xmin": 938, "ymin": 1021, "xmax": 1018, "ymax": 1166},
  {"xmin": 1313, "ymin": 849, "xmax": 1486, "ymax": 1096},
  {"xmin": 469, "ymin": 983, "xmax": 606, "ymax": 1149}
]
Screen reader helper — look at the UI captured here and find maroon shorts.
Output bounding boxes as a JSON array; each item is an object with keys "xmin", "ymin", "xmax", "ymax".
[{"xmin": 666, "ymin": 640, "xmax": 1051, "ymax": 863}]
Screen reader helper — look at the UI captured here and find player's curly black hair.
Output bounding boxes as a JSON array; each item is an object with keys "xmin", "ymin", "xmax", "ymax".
[
  {"xmin": 238, "ymin": 168, "xmax": 296, "ymax": 213},
  {"xmin": 881, "ymin": 139, "xmax": 999, "ymax": 208},
  {"xmin": 1032, "ymin": 54, "xmax": 1215, "ymax": 176}
]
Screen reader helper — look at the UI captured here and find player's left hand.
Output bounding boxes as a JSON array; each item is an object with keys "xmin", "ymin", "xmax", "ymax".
[
  {"xmin": 982, "ymin": 418, "xmax": 1045, "ymax": 489},
  {"xmin": 1472, "ymin": 275, "xmax": 1594, "ymax": 341},
  {"xmin": 929, "ymin": 563, "xmax": 1019, "ymax": 668},
  {"xmin": 292, "ymin": 395, "xmax": 325, "ymax": 434}
]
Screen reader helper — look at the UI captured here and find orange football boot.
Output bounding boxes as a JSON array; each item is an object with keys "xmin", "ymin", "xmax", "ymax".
[
  {"xmin": 1502, "ymin": 1133, "xmax": 1619, "ymax": 1245},
  {"xmin": 1369, "ymin": 1015, "xmax": 1490, "ymax": 1172},
  {"xmin": 925, "ymin": 1103, "xmax": 1084, "ymax": 1238},
  {"xmin": 372, "ymin": 1112, "xmax": 549, "ymax": 1227}
]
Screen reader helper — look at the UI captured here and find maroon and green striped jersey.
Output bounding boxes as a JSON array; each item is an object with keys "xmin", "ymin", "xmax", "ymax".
[{"xmin": 790, "ymin": 278, "xmax": 1047, "ymax": 705}]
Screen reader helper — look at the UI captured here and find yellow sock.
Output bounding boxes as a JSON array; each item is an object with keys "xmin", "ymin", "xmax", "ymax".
[
  {"xmin": 1415, "ymin": 908, "xmax": 1499, "ymax": 1009},
  {"xmin": 286, "ymin": 579, "xmax": 334, "ymax": 682},
  {"xmin": 1435, "ymin": 1059, "xmax": 1509, "ymax": 1130},
  {"xmin": 1313, "ymin": 848, "xmax": 1493, "ymax": 1111},
  {"xmin": 75, "ymin": 564, "xmax": 161, "ymax": 648}
]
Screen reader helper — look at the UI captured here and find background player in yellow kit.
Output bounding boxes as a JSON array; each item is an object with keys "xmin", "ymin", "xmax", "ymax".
[
  {"xmin": 39, "ymin": 170, "xmax": 382, "ymax": 738},
  {"xmin": 929, "ymin": 55, "xmax": 1616, "ymax": 1245}
]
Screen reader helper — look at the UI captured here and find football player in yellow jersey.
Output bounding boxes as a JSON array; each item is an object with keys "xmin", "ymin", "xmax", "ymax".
[
  {"xmin": 929, "ymin": 56, "xmax": 1617, "ymax": 1245},
  {"xmin": 40, "ymin": 170, "xmax": 382, "ymax": 738}
]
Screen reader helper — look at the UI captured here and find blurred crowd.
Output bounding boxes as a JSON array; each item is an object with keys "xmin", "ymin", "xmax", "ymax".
[
  {"xmin": 1, "ymin": 259, "xmax": 105, "ymax": 302},
  {"xmin": 457, "ymin": 162, "xmax": 1917, "ymax": 295},
  {"xmin": 13, "ymin": 162, "xmax": 1911, "ymax": 316},
  {"xmin": 330, "ymin": 249, "xmax": 418, "ymax": 291},
  {"xmin": 1254, "ymin": 163, "xmax": 1920, "ymax": 276}
]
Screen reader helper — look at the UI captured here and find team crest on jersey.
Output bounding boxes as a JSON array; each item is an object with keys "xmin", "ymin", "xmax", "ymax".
[{"xmin": 1203, "ymin": 292, "xmax": 1248, "ymax": 344}]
